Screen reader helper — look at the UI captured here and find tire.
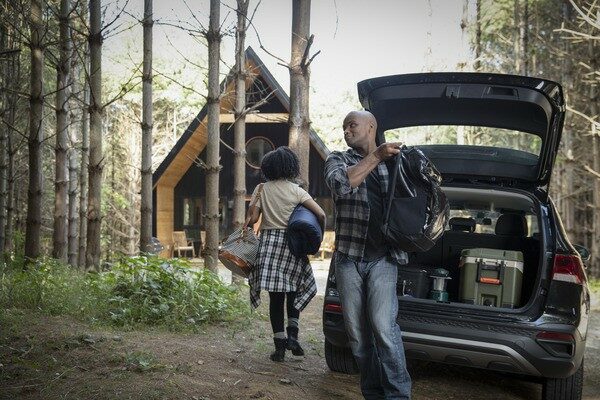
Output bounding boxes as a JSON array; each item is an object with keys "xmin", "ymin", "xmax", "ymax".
[
  {"xmin": 324, "ymin": 339, "xmax": 359, "ymax": 374},
  {"xmin": 542, "ymin": 359, "xmax": 583, "ymax": 400}
]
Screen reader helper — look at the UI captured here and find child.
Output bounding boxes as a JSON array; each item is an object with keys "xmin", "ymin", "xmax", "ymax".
[{"xmin": 245, "ymin": 146, "xmax": 326, "ymax": 362}]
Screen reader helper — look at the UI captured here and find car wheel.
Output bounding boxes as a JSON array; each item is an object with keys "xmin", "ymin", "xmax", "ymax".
[
  {"xmin": 324, "ymin": 339, "xmax": 358, "ymax": 374},
  {"xmin": 542, "ymin": 359, "xmax": 583, "ymax": 400}
]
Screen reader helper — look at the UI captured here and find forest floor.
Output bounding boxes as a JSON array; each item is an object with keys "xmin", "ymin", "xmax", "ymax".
[{"xmin": 1, "ymin": 291, "xmax": 600, "ymax": 400}]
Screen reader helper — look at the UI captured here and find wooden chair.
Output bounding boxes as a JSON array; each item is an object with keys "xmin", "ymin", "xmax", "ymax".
[
  {"xmin": 317, "ymin": 231, "xmax": 336, "ymax": 260},
  {"xmin": 172, "ymin": 231, "xmax": 196, "ymax": 258}
]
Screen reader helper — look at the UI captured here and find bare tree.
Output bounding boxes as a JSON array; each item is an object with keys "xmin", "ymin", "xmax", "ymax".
[
  {"xmin": 589, "ymin": 34, "xmax": 599, "ymax": 276},
  {"xmin": 2, "ymin": 33, "xmax": 21, "ymax": 256},
  {"xmin": 140, "ymin": 0, "xmax": 153, "ymax": 253},
  {"xmin": 78, "ymin": 55, "xmax": 90, "ymax": 267},
  {"xmin": 68, "ymin": 42, "xmax": 84, "ymax": 267},
  {"xmin": 560, "ymin": 0, "xmax": 575, "ymax": 239},
  {"xmin": 288, "ymin": 0, "xmax": 313, "ymax": 186},
  {"xmin": 232, "ymin": 0, "xmax": 250, "ymax": 284},
  {"xmin": 67, "ymin": 126, "xmax": 79, "ymax": 265},
  {"xmin": 86, "ymin": 0, "xmax": 103, "ymax": 270},
  {"xmin": 204, "ymin": 0, "xmax": 222, "ymax": 273},
  {"xmin": 474, "ymin": 0, "xmax": 481, "ymax": 71},
  {"xmin": 514, "ymin": 0, "xmax": 529, "ymax": 75},
  {"xmin": 0, "ymin": 22, "xmax": 8, "ymax": 256},
  {"xmin": 52, "ymin": 0, "xmax": 72, "ymax": 263},
  {"xmin": 24, "ymin": 0, "xmax": 45, "ymax": 261}
]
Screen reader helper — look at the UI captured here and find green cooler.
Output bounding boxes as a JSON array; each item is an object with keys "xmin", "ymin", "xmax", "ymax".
[{"xmin": 458, "ymin": 248, "xmax": 523, "ymax": 308}]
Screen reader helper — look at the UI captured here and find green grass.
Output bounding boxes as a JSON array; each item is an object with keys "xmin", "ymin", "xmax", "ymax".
[
  {"xmin": 0, "ymin": 255, "xmax": 251, "ymax": 332},
  {"xmin": 588, "ymin": 278, "xmax": 600, "ymax": 294}
]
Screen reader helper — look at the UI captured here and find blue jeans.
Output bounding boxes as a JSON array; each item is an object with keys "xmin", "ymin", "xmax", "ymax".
[{"xmin": 335, "ymin": 252, "xmax": 412, "ymax": 400}]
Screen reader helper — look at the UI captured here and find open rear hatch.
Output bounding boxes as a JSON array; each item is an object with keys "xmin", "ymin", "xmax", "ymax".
[
  {"xmin": 357, "ymin": 73, "xmax": 561, "ymax": 319},
  {"xmin": 358, "ymin": 73, "xmax": 565, "ymax": 191}
]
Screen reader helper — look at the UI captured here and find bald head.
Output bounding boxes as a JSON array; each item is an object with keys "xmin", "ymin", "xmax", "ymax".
[
  {"xmin": 343, "ymin": 110, "xmax": 378, "ymax": 153},
  {"xmin": 344, "ymin": 110, "xmax": 377, "ymax": 131}
]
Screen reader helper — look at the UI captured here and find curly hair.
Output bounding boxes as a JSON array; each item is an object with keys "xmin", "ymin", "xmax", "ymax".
[{"xmin": 260, "ymin": 146, "xmax": 300, "ymax": 181}]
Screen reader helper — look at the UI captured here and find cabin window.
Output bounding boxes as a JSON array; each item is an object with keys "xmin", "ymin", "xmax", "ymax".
[
  {"xmin": 183, "ymin": 198, "xmax": 203, "ymax": 227},
  {"xmin": 246, "ymin": 136, "xmax": 275, "ymax": 169}
]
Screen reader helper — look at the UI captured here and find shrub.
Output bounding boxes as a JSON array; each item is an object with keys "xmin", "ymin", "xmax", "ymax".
[
  {"xmin": 0, "ymin": 255, "xmax": 250, "ymax": 331},
  {"xmin": 0, "ymin": 257, "xmax": 105, "ymax": 318},
  {"xmin": 104, "ymin": 255, "xmax": 250, "ymax": 329}
]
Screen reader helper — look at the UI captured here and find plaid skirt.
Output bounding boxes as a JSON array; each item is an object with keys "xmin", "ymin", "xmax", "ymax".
[{"xmin": 248, "ymin": 229, "xmax": 317, "ymax": 312}]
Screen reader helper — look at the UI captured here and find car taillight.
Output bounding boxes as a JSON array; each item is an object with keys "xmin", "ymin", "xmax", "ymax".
[
  {"xmin": 536, "ymin": 331, "xmax": 575, "ymax": 357},
  {"xmin": 324, "ymin": 303, "xmax": 343, "ymax": 313},
  {"xmin": 552, "ymin": 254, "xmax": 587, "ymax": 285}
]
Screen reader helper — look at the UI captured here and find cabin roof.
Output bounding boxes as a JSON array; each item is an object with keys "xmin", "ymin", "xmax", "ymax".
[{"xmin": 153, "ymin": 46, "xmax": 330, "ymax": 187}]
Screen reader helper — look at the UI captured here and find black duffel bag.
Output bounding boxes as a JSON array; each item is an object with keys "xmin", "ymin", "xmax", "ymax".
[{"xmin": 381, "ymin": 146, "xmax": 449, "ymax": 252}]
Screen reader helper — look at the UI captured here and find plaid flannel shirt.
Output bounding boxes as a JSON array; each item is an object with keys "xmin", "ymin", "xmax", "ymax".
[{"xmin": 324, "ymin": 148, "xmax": 409, "ymax": 264}]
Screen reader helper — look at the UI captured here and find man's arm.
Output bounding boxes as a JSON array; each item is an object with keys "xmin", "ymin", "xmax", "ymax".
[
  {"xmin": 346, "ymin": 152, "xmax": 381, "ymax": 188},
  {"xmin": 346, "ymin": 143, "xmax": 403, "ymax": 188},
  {"xmin": 325, "ymin": 143, "xmax": 403, "ymax": 195}
]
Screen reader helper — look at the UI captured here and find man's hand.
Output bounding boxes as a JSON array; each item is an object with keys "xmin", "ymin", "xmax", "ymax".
[
  {"xmin": 374, "ymin": 142, "xmax": 403, "ymax": 161},
  {"xmin": 345, "ymin": 142, "xmax": 404, "ymax": 189}
]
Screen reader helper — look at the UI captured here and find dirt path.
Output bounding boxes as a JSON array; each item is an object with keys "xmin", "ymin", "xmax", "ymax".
[{"xmin": 1, "ymin": 296, "xmax": 599, "ymax": 400}]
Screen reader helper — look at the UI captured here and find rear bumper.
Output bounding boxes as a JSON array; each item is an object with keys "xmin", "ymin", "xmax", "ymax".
[{"xmin": 323, "ymin": 301, "xmax": 585, "ymax": 379}]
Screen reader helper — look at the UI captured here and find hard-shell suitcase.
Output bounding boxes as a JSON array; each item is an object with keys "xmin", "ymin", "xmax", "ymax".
[
  {"xmin": 458, "ymin": 248, "xmax": 523, "ymax": 308},
  {"xmin": 397, "ymin": 266, "xmax": 431, "ymax": 298}
]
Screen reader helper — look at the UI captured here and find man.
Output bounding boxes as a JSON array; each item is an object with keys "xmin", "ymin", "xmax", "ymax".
[{"xmin": 324, "ymin": 110, "xmax": 411, "ymax": 399}]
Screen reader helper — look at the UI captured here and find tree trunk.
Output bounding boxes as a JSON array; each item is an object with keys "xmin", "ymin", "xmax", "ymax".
[
  {"xmin": 561, "ymin": 0, "xmax": 575, "ymax": 239},
  {"xmin": 458, "ymin": 0, "xmax": 469, "ymax": 71},
  {"xmin": 67, "ymin": 55, "xmax": 82, "ymax": 267},
  {"xmin": 232, "ymin": 0, "xmax": 250, "ymax": 284},
  {"xmin": 67, "ymin": 138, "xmax": 79, "ymax": 266},
  {"xmin": 53, "ymin": 0, "xmax": 72, "ymax": 263},
  {"xmin": 78, "ymin": 57, "xmax": 90, "ymax": 268},
  {"xmin": 514, "ymin": 0, "xmax": 529, "ymax": 152},
  {"xmin": 4, "ymin": 37, "xmax": 19, "ymax": 255},
  {"xmin": 4, "ymin": 131, "xmax": 15, "ymax": 254},
  {"xmin": 24, "ymin": 0, "xmax": 45, "ymax": 262},
  {"xmin": 86, "ymin": 0, "xmax": 103, "ymax": 270},
  {"xmin": 140, "ymin": 0, "xmax": 153, "ymax": 254},
  {"xmin": 288, "ymin": 0, "xmax": 311, "ymax": 186},
  {"xmin": 0, "ymin": 126, "xmax": 6, "ymax": 257},
  {"xmin": 590, "ymin": 37, "xmax": 599, "ymax": 277},
  {"xmin": 474, "ymin": 0, "xmax": 481, "ymax": 71},
  {"xmin": 0, "ymin": 25, "xmax": 7, "ymax": 257},
  {"xmin": 204, "ymin": 0, "xmax": 221, "ymax": 273},
  {"xmin": 514, "ymin": 0, "xmax": 529, "ymax": 75}
]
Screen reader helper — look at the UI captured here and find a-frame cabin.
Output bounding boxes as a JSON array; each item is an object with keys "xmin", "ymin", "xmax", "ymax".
[{"xmin": 152, "ymin": 47, "xmax": 333, "ymax": 256}]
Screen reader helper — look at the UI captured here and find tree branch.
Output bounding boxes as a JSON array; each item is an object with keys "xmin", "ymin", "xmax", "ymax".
[{"xmin": 569, "ymin": 0, "xmax": 600, "ymax": 30}]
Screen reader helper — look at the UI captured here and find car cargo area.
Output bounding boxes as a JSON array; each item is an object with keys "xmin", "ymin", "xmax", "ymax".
[{"xmin": 398, "ymin": 186, "xmax": 544, "ymax": 313}]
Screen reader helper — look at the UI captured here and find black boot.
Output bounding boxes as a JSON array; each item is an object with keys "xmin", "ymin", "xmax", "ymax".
[
  {"xmin": 286, "ymin": 326, "xmax": 305, "ymax": 356},
  {"xmin": 270, "ymin": 338, "xmax": 287, "ymax": 362}
]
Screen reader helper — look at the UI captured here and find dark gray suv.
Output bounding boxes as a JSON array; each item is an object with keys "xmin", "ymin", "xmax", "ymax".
[{"xmin": 322, "ymin": 73, "xmax": 591, "ymax": 400}]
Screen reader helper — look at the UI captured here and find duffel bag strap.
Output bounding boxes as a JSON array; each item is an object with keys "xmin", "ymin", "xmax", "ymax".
[{"xmin": 383, "ymin": 150, "xmax": 415, "ymax": 232}]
